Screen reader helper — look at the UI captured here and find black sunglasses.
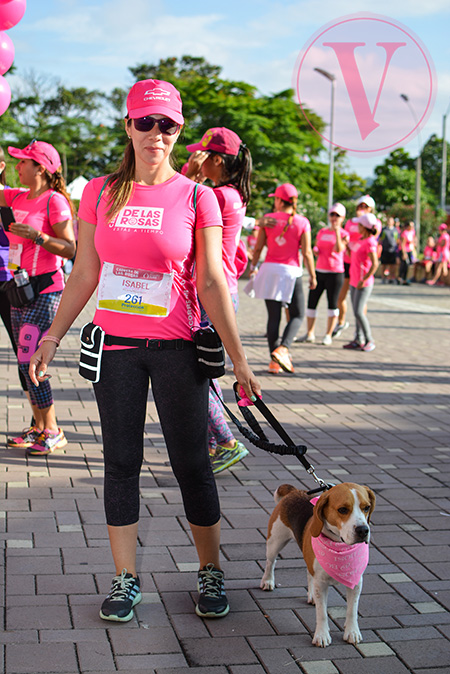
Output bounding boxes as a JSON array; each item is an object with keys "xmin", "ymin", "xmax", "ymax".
[
  {"xmin": 329, "ymin": 212, "xmax": 341, "ymax": 217},
  {"xmin": 133, "ymin": 116, "xmax": 180, "ymax": 135}
]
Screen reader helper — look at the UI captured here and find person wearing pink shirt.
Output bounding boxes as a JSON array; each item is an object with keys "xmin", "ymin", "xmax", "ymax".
[
  {"xmin": 29, "ymin": 79, "xmax": 260, "ymax": 623},
  {"xmin": 248, "ymin": 183, "xmax": 316, "ymax": 374},
  {"xmin": 301, "ymin": 202, "xmax": 348, "ymax": 346},
  {"xmin": 0, "ymin": 140, "xmax": 76, "ymax": 455},
  {"xmin": 398, "ymin": 220, "xmax": 417, "ymax": 285},
  {"xmin": 333, "ymin": 195, "xmax": 377, "ymax": 338},
  {"xmin": 343, "ymin": 213, "xmax": 379, "ymax": 352},
  {"xmin": 185, "ymin": 127, "xmax": 252, "ymax": 473},
  {"xmin": 426, "ymin": 224, "xmax": 449, "ymax": 286}
]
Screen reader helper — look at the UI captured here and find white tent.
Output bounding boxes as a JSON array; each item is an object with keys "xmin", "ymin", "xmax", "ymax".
[{"xmin": 67, "ymin": 175, "xmax": 88, "ymax": 200}]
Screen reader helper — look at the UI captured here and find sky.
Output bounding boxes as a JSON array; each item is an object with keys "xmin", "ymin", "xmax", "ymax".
[{"xmin": 4, "ymin": 0, "xmax": 450, "ymax": 182}]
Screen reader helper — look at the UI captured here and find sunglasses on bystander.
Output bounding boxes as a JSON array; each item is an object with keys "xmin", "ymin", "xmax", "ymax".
[{"xmin": 133, "ymin": 116, "xmax": 180, "ymax": 135}]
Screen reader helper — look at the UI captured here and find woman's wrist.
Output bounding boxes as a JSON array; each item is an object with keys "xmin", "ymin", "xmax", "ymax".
[{"xmin": 38, "ymin": 335, "xmax": 61, "ymax": 348}]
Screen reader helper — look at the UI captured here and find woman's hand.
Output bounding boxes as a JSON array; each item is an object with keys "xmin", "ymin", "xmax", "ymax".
[
  {"xmin": 309, "ymin": 275, "xmax": 317, "ymax": 289},
  {"xmin": 9, "ymin": 222, "xmax": 38, "ymax": 241},
  {"xmin": 232, "ymin": 359, "xmax": 261, "ymax": 403},
  {"xmin": 29, "ymin": 342, "xmax": 58, "ymax": 387},
  {"xmin": 357, "ymin": 280, "xmax": 364, "ymax": 289},
  {"xmin": 255, "ymin": 216, "xmax": 278, "ymax": 229},
  {"xmin": 185, "ymin": 151, "xmax": 208, "ymax": 183}
]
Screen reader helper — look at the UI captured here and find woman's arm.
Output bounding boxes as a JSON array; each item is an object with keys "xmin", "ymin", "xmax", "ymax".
[
  {"xmin": 0, "ymin": 185, "xmax": 7, "ymax": 207},
  {"xmin": 301, "ymin": 229, "xmax": 317, "ymax": 289},
  {"xmin": 249, "ymin": 226, "xmax": 267, "ymax": 271},
  {"xmin": 357, "ymin": 250, "xmax": 379, "ymax": 289},
  {"xmin": 9, "ymin": 218, "xmax": 76, "ymax": 259},
  {"xmin": 333, "ymin": 226, "xmax": 344, "ymax": 253},
  {"xmin": 29, "ymin": 219, "xmax": 100, "ymax": 385},
  {"xmin": 195, "ymin": 225, "xmax": 261, "ymax": 400}
]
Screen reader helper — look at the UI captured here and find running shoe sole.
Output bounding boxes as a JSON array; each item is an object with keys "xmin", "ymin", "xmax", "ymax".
[
  {"xmin": 27, "ymin": 435, "xmax": 68, "ymax": 456},
  {"xmin": 195, "ymin": 602, "xmax": 230, "ymax": 618},
  {"xmin": 99, "ymin": 592, "xmax": 142, "ymax": 622}
]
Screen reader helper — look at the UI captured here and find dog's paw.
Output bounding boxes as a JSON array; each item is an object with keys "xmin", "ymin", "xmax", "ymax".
[
  {"xmin": 260, "ymin": 577, "xmax": 275, "ymax": 591},
  {"xmin": 307, "ymin": 593, "xmax": 315, "ymax": 605},
  {"xmin": 343, "ymin": 626, "xmax": 362, "ymax": 644},
  {"xmin": 312, "ymin": 630, "xmax": 332, "ymax": 647}
]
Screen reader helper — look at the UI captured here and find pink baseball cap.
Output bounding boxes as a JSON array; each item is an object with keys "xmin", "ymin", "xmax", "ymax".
[
  {"xmin": 126, "ymin": 79, "xmax": 184, "ymax": 125},
  {"xmin": 328, "ymin": 202, "xmax": 346, "ymax": 217},
  {"xmin": 186, "ymin": 127, "xmax": 242, "ymax": 156},
  {"xmin": 439, "ymin": 223, "xmax": 448, "ymax": 230},
  {"xmin": 357, "ymin": 213, "xmax": 379, "ymax": 230},
  {"xmin": 356, "ymin": 194, "xmax": 375, "ymax": 210},
  {"xmin": 8, "ymin": 140, "xmax": 61, "ymax": 174},
  {"xmin": 268, "ymin": 183, "xmax": 298, "ymax": 201}
]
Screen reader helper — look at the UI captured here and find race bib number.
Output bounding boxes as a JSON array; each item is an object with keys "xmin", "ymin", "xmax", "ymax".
[
  {"xmin": 97, "ymin": 262, "xmax": 173, "ymax": 317},
  {"xmin": 7, "ymin": 243, "xmax": 22, "ymax": 271}
]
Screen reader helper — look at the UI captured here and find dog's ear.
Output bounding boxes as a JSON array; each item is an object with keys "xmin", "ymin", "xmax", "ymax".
[
  {"xmin": 364, "ymin": 487, "xmax": 376, "ymax": 522},
  {"xmin": 310, "ymin": 493, "xmax": 328, "ymax": 537}
]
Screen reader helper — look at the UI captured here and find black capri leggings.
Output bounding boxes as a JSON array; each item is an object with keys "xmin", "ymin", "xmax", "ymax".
[
  {"xmin": 307, "ymin": 271, "xmax": 344, "ymax": 311},
  {"xmin": 93, "ymin": 343, "xmax": 220, "ymax": 528}
]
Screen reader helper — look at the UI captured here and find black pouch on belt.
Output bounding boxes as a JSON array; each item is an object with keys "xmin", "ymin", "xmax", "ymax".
[
  {"xmin": 193, "ymin": 324, "xmax": 226, "ymax": 379},
  {"xmin": 79, "ymin": 322, "xmax": 105, "ymax": 383}
]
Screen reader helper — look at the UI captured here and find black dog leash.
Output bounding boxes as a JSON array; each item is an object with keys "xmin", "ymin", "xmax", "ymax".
[{"xmin": 210, "ymin": 381, "xmax": 333, "ymax": 494}]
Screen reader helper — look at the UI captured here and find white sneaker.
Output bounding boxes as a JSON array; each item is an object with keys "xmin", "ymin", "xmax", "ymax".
[
  {"xmin": 298, "ymin": 334, "xmax": 315, "ymax": 343},
  {"xmin": 322, "ymin": 335, "xmax": 332, "ymax": 346}
]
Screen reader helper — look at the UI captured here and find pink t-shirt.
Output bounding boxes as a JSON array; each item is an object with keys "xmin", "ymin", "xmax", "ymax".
[
  {"xmin": 343, "ymin": 218, "xmax": 361, "ymax": 264},
  {"xmin": 401, "ymin": 228, "xmax": 415, "ymax": 252},
  {"xmin": 315, "ymin": 227, "xmax": 349, "ymax": 273},
  {"xmin": 215, "ymin": 185, "xmax": 246, "ymax": 295},
  {"xmin": 437, "ymin": 231, "xmax": 450, "ymax": 262},
  {"xmin": 349, "ymin": 235, "xmax": 378, "ymax": 288},
  {"xmin": 263, "ymin": 212, "xmax": 310, "ymax": 267},
  {"xmin": 4, "ymin": 188, "xmax": 71, "ymax": 293},
  {"xmin": 78, "ymin": 174, "xmax": 222, "ymax": 343}
]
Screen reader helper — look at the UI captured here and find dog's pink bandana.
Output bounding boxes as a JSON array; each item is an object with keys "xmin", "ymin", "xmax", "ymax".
[{"xmin": 310, "ymin": 497, "xmax": 369, "ymax": 589}]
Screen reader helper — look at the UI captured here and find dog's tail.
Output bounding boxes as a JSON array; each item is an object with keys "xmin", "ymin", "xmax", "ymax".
[{"xmin": 274, "ymin": 484, "xmax": 297, "ymax": 503}]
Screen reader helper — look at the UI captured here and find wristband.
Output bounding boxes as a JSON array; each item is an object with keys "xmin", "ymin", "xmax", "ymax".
[
  {"xmin": 38, "ymin": 335, "xmax": 61, "ymax": 348},
  {"xmin": 34, "ymin": 231, "xmax": 45, "ymax": 246},
  {"xmin": 250, "ymin": 264, "xmax": 258, "ymax": 272}
]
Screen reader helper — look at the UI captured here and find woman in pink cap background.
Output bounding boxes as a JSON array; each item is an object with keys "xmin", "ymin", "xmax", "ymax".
[
  {"xmin": 426, "ymin": 223, "xmax": 449, "ymax": 286},
  {"xmin": 29, "ymin": 79, "xmax": 260, "ymax": 624},
  {"xmin": 343, "ymin": 212, "xmax": 379, "ymax": 352},
  {"xmin": 185, "ymin": 127, "xmax": 252, "ymax": 474},
  {"xmin": 0, "ymin": 140, "xmax": 76, "ymax": 455},
  {"xmin": 247, "ymin": 183, "xmax": 316, "ymax": 374},
  {"xmin": 301, "ymin": 202, "xmax": 349, "ymax": 346}
]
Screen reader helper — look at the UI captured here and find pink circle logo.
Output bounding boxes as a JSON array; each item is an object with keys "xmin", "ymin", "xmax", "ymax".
[{"xmin": 293, "ymin": 12, "xmax": 436, "ymax": 155}]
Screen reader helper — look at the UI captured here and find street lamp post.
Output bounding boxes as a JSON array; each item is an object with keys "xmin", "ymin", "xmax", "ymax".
[
  {"xmin": 314, "ymin": 67, "xmax": 336, "ymax": 211},
  {"xmin": 440, "ymin": 100, "xmax": 450, "ymax": 212},
  {"xmin": 400, "ymin": 94, "xmax": 422, "ymax": 251}
]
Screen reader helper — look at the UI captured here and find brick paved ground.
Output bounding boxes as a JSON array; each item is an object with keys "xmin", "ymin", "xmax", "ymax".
[{"xmin": 1, "ymin": 279, "xmax": 449, "ymax": 674}]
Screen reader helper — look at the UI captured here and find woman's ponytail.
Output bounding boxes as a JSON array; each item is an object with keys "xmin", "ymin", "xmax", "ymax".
[{"xmin": 214, "ymin": 142, "xmax": 253, "ymax": 205}]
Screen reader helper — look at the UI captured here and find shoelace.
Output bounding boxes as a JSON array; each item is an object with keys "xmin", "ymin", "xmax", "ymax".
[
  {"xmin": 108, "ymin": 569, "xmax": 135, "ymax": 602},
  {"xmin": 199, "ymin": 564, "xmax": 224, "ymax": 597}
]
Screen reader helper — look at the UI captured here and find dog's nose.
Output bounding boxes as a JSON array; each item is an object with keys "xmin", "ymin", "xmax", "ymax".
[{"xmin": 355, "ymin": 525, "xmax": 369, "ymax": 540}]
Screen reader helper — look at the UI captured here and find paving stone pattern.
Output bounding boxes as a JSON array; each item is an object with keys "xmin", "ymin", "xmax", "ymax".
[{"xmin": 1, "ymin": 280, "xmax": 449, "ymax": 673}]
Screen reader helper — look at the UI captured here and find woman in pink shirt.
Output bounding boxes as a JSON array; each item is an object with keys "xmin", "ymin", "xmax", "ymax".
[
  {"xmin": 0, "ymin": 140, "xmax": 75, "ymax": 455},
  {"xmin": 398, "ymin": 220, "xmax": 417, "ymax": 285},
  {"xmin": 186, "ymin": 127, "xmax": 252, "ymax": 473},
  {"xmin": 343, "ymin": 213, "xmax": 379, "ymax": 352},
  {"xmin": 302, "ymin": 203, "xmax": 348, "ymax": 345},
  {"xmin": 29, "ymin": 79, "xmax": 260, "ymax": 623},
  {"xmin": 426, "ymin": 224, "xmax": 449, "ymax": 285},
  {"xmin": 248, "ymin": 183, "xmax": 316, "ymax": 374}
]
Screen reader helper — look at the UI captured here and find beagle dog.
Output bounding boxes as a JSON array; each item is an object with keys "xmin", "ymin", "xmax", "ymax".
[{"xmin": 260, "ymin": 482, "xmax": 376, "ymax": 647}]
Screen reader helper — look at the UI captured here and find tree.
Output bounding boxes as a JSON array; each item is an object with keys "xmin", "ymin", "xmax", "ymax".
[{"xmin": 421, "ymin": 134, "xmax": 450, "ymax": 207}]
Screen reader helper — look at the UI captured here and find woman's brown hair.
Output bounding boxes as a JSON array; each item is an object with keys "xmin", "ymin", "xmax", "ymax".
[
  {"xmin": 0, "ymin": 145, "xmax": 6, "ymax": 186},
  {"xmin": 32, "ymin": 160, "xmax": 75, "ymax": 218}
]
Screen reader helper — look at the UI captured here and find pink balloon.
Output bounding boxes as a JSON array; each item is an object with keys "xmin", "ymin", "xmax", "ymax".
[
  {"xmin": 0, "ymin": 74, "xmax": 11, "ymax": 115},
  {"xmin": 0, "ymin": 1, "xmax": 14, "ymax": 5},
  {"xmin": 0, "ymin": 0, "xmax": 26, "ymax": 31},
  {"xmin": 0, "ymin": 31, "xmax": 14, "ymax": 74}
]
